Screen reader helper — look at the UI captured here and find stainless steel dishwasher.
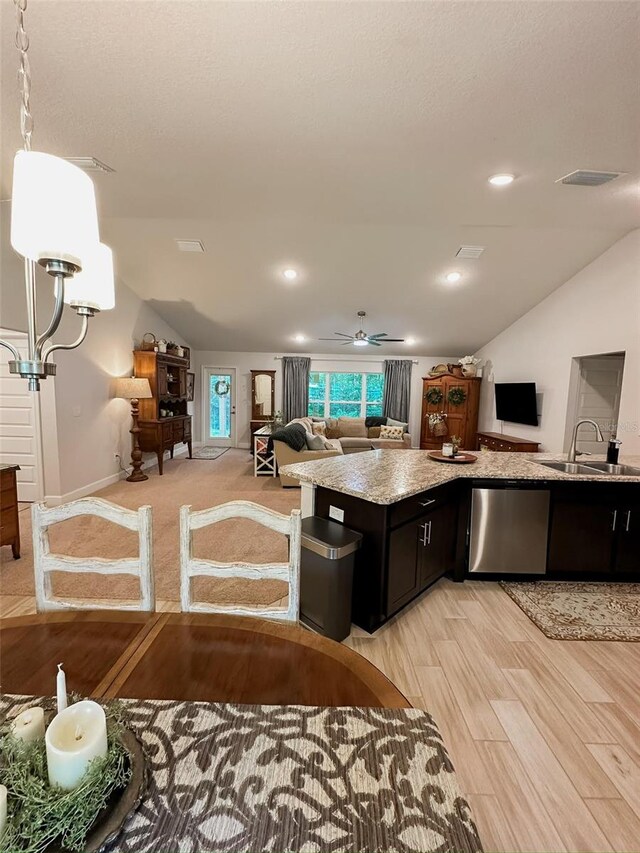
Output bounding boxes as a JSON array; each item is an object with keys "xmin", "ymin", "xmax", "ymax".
[{"xmin": 469, "ymin": 482, "xmax": 550, "ymax": 574}]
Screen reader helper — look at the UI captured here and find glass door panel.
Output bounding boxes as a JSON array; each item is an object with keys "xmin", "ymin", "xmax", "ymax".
[{"xmin": 204, "ymin": 368, "xmax": 236, "ymax": 446}]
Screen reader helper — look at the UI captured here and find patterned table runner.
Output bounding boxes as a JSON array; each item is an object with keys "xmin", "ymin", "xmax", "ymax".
[{"xmin": 0, "ymin": 695, "xmax": 482, "ymax": 853}]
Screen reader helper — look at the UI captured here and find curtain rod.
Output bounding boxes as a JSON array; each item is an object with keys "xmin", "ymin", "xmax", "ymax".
[{"xmin": 274, "ymin": 356, "xmax": 419, "ymax": 364}]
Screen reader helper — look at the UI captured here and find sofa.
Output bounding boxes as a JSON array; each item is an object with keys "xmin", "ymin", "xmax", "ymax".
[{"xmin": 274, "ymin": 416, "xmax": 411, "ymax": 486}]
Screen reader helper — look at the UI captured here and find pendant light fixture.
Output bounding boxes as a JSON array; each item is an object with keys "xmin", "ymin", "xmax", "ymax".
[{"xmin": 0, "ymin": 0, "xmax": 115, "ymax": 391}]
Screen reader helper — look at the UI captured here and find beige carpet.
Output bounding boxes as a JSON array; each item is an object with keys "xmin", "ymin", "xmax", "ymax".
[
  {"xmin": 501, "ymin": 581, "xmax": 640, "ymax": 641},
  {"xmin": 1, "ymin": 450, "xmax": 298, "ymax": 606}
]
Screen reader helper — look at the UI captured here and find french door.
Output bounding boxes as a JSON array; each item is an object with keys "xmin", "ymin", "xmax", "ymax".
[{"xmin": 203, "ymin": 367, "xmax": 236, "ymax": 447}]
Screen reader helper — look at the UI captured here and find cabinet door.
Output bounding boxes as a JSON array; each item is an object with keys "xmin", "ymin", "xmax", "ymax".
[
  {"xmin": 419, "ymin": 501, "xmax": 457, "ymax": 589},
  {"xmin": 386, "ymin": 521, "xmax": 421, "ymax": 616},
  {"xmin": 178, "ymin": 368, "xmax": 187, "ymax": 398},
  {"xmin": 548, "ymin": 497, "xmax": 615, "ymax": 573},
  {"xmin": 157, "ymin": 363, "xmax": 168, "ymax": 397},
  {"xmin": 615, "ymin": 506, "xmax": 640, "ymax": 574},
  {"xmin": 443, "ymin": 379, "xmax": 468, "ymax": 446}
]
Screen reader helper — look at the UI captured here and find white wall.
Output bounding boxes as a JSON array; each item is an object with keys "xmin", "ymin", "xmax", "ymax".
[
  {"xmin": 1, "ymin": 204, "xmax": 192, "ymax": 500},
  {"xmin": 194, "ymin": 351, "xmax": 461, "ymax": 448},
  {"xmin": 474, "ymin": 230, "xmax": 640, "ymax": 455}
]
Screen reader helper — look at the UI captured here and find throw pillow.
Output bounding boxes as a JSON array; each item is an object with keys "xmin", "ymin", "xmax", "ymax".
[
  {"xmin": 368, "ymin": 426, "xmax": 382, "ymax": 438},
  {"xmin": 380, "ymin": 424, "xmax": 404, "ymax": 440},
  {"xmin": 337, "ymin": 417, "xmax": 367, "ymax": 438},
  {"xmin": 386, "ymin": 417, "xmax": 409, "ymax": 433},
  {"xmin": 306, "ymin": 432, "xmax": 327, "ymax": 450},
  {"xmin": 365, "ymin": 416, "xmax": 387, "ymax": 428},
  {"xmin": 312, "ymin": 422, "xmax": 327, "ymax": 436},
  {"xmin": 324, "ymin": 418, "xmax": 340, "ymax": 439}
]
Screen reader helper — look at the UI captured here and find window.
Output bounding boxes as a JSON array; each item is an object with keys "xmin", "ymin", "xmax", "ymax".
[{"xmin": 308, "ymin": 372, "xmax": 384, "ymax": 419}]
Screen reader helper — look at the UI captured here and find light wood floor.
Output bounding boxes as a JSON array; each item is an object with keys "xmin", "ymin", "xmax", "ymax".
[{"xmin": 2, "ymin": 579, "xmax": 639, "ymax": 852}]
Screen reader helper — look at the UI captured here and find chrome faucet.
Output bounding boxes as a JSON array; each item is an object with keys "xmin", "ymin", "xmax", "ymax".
[{"xmin": 567, "ymin": 418, "xmax": 604, "ymax": 462}]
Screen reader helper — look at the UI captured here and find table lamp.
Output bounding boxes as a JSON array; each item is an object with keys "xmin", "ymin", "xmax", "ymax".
[{"xmin": 115, "ymin": 377, "xmax": 152, "ymax": 482}]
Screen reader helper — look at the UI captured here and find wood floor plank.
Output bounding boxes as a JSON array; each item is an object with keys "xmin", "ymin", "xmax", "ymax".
[
  {"xmin": 589, "ymin": 703, "xmax": 640, "ymax": 766},
  {"xmin": 465, "ymin": 794, "xmax": 523, "ymax": 853},
  {"xmin": 446, "ymin": 617, "xmax": 518, "ymax": 701},
  {"xmin": 479, "ymin": 741, "xmax": 566, "ymax": 852},
  {"xmin": 503, "ymin": 667, "xmax": 619, "ymax": 799},
  {"xmin": 586, "ymin": 744, "xmax": 640, "ymax": 816},
  {"xmin": 534, "ymin": 637, "xmax": 614, "ymax": 703},
  {"xmin": 491, "ymin": 699, "xmax": 612, "ymax": 851},
  {"xmin": 415, "ymin": 666, "xmax": 496, "ymax": 796},
  {"xmin": 435, "ymin": 639, "xmax": 508, "ymax": 741},
  {"xmin": 585, "ymin": 798, "xmax": 640, "ymax": 853}
]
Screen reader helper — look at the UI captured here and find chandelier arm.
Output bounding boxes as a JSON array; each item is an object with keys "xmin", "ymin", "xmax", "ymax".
[
  {"xmin": 35, "ymin": 275, "xmax": 66, "ymax": 358},
  {"xmin": 42, "ymin": 314, "xmax": 90, "ymax": 363},
  {"xmin": 0, "ymin": 338, "xmax": 22, "ymax": 360}
]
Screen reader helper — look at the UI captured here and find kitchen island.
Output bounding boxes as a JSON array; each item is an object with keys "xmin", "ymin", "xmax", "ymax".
[{"xmin": 281, "ymin": 450, "xmax": 640, "ymax": 632}]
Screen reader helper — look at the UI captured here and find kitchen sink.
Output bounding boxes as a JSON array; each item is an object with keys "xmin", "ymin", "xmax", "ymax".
[
  {"xmin": 535, "ymin": 461, "xmax": 606, "ymax": 475},
  {"xmin": 578, "ymin": 461, "xmax": 640, "ymax": 476}
]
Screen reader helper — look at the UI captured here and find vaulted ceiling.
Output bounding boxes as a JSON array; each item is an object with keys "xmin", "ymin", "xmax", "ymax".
[{"xmin": 1, "ymin": 0, "xmax": 638, "ymax": 353}]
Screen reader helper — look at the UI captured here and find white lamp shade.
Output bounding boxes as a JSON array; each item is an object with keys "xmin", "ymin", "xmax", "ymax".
[
  {"xmin": 64, "ymin": 242, "xmax": 115, "ymax": 311},
  {"xmin": 114, "ymin": 377, "xmax": 152, "ymax": 399},
  {"xmin": 10, "ymin": 150, "xmax": 100, "ymax": 269}
]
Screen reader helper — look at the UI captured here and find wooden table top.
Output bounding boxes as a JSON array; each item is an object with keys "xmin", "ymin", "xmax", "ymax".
[{"xmin": 0, "ymin": 611, "xmax": 409, "ymax": 708}]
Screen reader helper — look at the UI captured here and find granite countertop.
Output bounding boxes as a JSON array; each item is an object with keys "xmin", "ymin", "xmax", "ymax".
[{"xmin": 280, "ymin": 450, "xmax": 640, "ymax": 505}]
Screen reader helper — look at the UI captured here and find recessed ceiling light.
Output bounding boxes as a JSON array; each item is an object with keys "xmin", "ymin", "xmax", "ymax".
[
  {"xmin": 488, "ymin": 173, "xmax": 515, "ymax": 186},
  {"xmin": 446, "ymin": 271, "xmax": 462, "ymax": 283},
  {"xmin": 283, "ymin": 268, "xmax": 298, "ymax": 281},
  {"xmin": 294, "ymin": 334, "xmax": 305, "ymax": 343},
  {"xmin": 175, "ymin": 239, "xmax": 205, "ymax": 253},
  {"xmin": 405, "ymin": 337, "xmax": 416, "ymax": 346}
]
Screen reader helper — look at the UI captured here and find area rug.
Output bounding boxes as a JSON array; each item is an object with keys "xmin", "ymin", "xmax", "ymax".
[
  {"xmin": 191, "ymin": 446, "xmax": 229, "ymax": 460},
  {"xmin": 501, "ymin": 581, "xmax": 640, "ymax": 641},
  {"xmin": 0, "ymin": 695, "xmax": 482, "ymax": 853}
]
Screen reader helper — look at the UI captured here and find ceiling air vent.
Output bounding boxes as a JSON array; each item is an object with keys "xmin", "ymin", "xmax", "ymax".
[
  {"xmin": 175, "ymin": 239, "xmax": 205, "ymax": 253},
  {"xmin": 64, "ymin": 156, "xmax": 114, "ymax": 173},
  {"xmin": 556, "ymin": 170, "xmax": 624, "ymax": 186},
  {"xmin": 456, "ymin": 245, "xmax": 485, "ymax": 259}
]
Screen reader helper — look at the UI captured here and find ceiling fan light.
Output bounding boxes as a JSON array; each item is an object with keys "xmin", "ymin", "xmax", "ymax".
[
  {"xmin": 353, "ymin": 339, "xmax": 368, "ymax": 347},
  {"xmin": 10, "ymin": 151, "xmax": 100, "ymax": 269},
  {"xmin": 64, "ymin": 242, "xmax": 115, "ymax": 311}
]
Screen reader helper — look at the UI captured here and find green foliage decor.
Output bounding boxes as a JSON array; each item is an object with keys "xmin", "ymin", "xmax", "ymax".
[
  {"xmin": 447, "ymin": 386, "xmax": 467, "ymax": 406},
  {"xmin": 0, "ymin": 706, "xmax": 131, "ymax": 853},
  {"xmin": 425, "ymin": 387, "xmax": 443, "ymax": 406}
]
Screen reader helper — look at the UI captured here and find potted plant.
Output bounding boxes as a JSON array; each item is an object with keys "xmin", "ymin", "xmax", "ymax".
[
  {"xmin": 458, "ymin": 356, "xmax": 481, "ymax": 377},
  {"xmin": 450, "ymin": 435, "xmax": 462, "ymax": 456}
]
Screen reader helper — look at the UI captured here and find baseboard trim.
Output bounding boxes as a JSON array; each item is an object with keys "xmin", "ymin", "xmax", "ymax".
[{"xmin": 45, "ymin": 445, "xmax": 192, "ymax": 506}]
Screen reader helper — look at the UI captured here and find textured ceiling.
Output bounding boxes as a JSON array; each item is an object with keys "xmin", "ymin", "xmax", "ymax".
[{"xmin": 1, "ymin": 0, "xmax": 638, "ymax": 353}]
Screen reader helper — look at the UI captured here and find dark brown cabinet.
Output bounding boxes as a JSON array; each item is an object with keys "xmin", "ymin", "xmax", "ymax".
[
  {"xmin": 548, "ymin": 487, "xmax": 640, "ymax": 577},
  {"xmin": 387, "ymin": 521, "xmax": 422, "ymax": 615},
  {"xmin": 419, "ymin": 501, "xmax": 458, "ymax": 588},
  {"xmin": 614, "ymin": 504, "xmax": 640, "ymax": 574}
]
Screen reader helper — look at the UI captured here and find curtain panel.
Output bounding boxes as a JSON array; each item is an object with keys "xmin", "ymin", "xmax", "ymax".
[
  {"xmin": 282, "ymin": 356, "xmax": 311, "ymax": 424},
  {"xmin": 382, "ymin": 360, "xmax": 412, "ymax": 423}
]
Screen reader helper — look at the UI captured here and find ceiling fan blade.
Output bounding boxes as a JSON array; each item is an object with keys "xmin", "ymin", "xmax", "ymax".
[
  {"xmin": 367, "ymin": 340, "xmax": 382, "ymax": 346},
  {"xmin": 333, "ymin": 332, "xmax": 353, "ymax": 338},
  {"xmin": 378, "ymin": 338, "xmax": 405, "ymax": 342},
  {"xmin": 341, "ymin": 340, "xmax": 355, "ymax": 345},
  {"xmin": 319, "ymin": 337, "xmax": 347, "ymax": 341},
  {"xmin": 367, "ymin": 333, "xmax": 389, "ymax": 339}
]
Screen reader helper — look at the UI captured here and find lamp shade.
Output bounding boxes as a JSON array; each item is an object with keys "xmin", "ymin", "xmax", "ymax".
[
  {"xmin": 114, "ymin": 377, "xmax": 152, "ymax": 400},
  {"xmin": 10, "ymin": 151, "xmax": 100, "ymax": 269},
  {"xmin": 64, "ymin": 243, "xmax": 115, "ymax": 311}
]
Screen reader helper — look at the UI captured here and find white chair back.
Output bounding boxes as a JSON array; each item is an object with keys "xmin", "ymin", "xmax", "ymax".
[
  {"xmin": 32, "ymin": 498, "xmax": 154, "ymax": 612},
  {"xmin": 180, "ymin": 500, "xmax": 301, "ymax": 622}
]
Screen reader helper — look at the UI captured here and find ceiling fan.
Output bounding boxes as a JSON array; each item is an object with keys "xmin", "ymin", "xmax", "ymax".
[{"xmin": 319, "ymin": 311, "xmax": 405, "ymax": 347}]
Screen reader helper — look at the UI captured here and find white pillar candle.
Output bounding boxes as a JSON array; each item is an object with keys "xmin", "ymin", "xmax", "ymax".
[
  {"xmin": 10, "ymin": 707, "xmax": 45, "ymax": 743},
  {"xmin": 56, "ymin": 663, "xmax": 67, "ymax": 713},
  {"xmin": 0, "ymin": 784, "xmax": 7, "ymax": 838},
  {"xmin": 45, "ymin": 701, "xmax": 108, "ymax": 791}
]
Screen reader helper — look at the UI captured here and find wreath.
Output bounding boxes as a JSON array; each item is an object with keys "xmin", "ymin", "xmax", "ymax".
[
  {"xmin": 425, "ymin": 387, "xmax": 444, "ymax": 406},
  {"xmin": 447, "ymin": 386, "xmax": 467, "ymax": 406},
  {"xmin": 214, "ymin": 380, "xmax": 230, "ymax": 396}
]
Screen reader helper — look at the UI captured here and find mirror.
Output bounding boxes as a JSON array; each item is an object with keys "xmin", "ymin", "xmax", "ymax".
[{"xmin": 251, "ymin": 370, "xmax": 275, "ymax": 420}]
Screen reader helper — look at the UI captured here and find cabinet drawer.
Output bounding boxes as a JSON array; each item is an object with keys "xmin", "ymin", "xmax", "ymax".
[
  {"xmin": 389, "ymin": 484, "xmax": 456, "ymax": 528},
  {"xmin": 161, "ymin": 422, "xmax": 173, "ymax": 442},
  {"xmin": 173, "ymin": 421, "xmax": 184, "ymax": 440}
]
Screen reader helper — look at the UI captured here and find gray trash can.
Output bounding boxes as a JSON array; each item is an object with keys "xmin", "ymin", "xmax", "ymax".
[{"xmin": 300, "ymin": 516, "xmax": 362, "ymax": 642}]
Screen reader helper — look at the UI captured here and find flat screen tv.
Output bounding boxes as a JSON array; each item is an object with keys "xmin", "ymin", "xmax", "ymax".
[{"xmin": 495, "ymin": 382, "xmax": 538, "ymax": 426}]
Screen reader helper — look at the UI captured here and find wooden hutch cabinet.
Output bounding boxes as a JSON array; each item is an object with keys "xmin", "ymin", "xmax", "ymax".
[
  {"xmin": 133, "ymin": 350, "xmax": 192, "ymax": 475},
  {"xmin": 420, "ymin": 374, "xmax": 481, "ymax": 451}
]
